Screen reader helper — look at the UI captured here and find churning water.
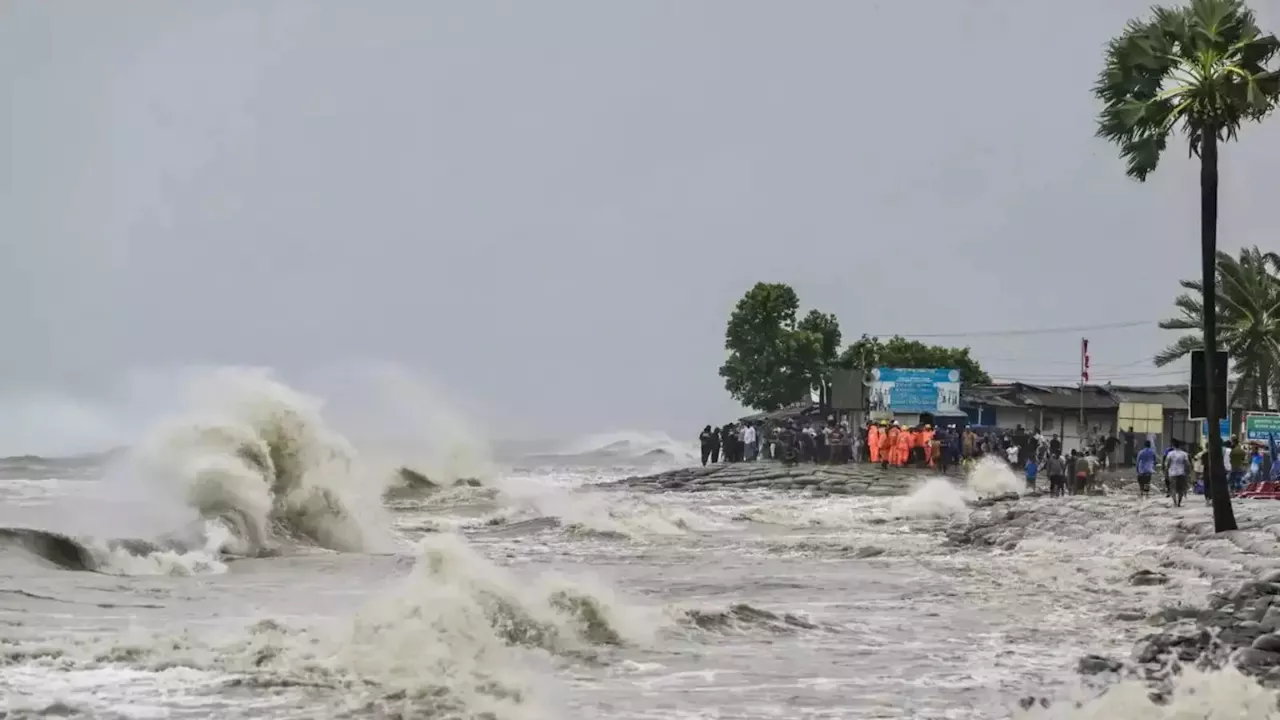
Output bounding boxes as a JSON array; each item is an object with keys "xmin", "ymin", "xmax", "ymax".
[{"xmin": 1, "ymin": 369, "xmax": 1278, "ymax": 718}]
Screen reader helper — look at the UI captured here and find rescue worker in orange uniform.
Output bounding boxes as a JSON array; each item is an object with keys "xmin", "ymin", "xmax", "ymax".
[
  {"xmin": 894, "ymin": 425, "xmax": 911, "ymax": 467},
  {"xmin": 885, "ymin": 422, "xmax": 896, "ymax": 468},
  {"xmin": 923, "ymin": 425, "xmax": 935, "ymax": 467},
  {"xmin": 868, "ymin": 423, "xmax": 880, "ymax": 464}
]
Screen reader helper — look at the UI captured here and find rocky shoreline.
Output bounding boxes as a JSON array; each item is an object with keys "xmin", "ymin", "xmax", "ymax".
[
  {"xmin": 957, "ymin": 493, "xmax": 1280, "ymax": 704},
  {"xmin": 598, "ymin": 461, "xmax": 1140, "ymax": 497},
  {"xmin": 607, "ymin": 462, "xmax": 1280, "ymax": 702},
  {"xmin": 598, "ymin": 462, "xmax": 956, "ymax": 495}
]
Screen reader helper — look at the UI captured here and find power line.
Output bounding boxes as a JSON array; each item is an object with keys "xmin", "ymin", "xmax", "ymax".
[
  {"xmin": 988, "ymin": 369, "xmax": 1185, "ymax": 382},
  {"xmin": 864, "ymin": 320, "xmax": 1153, "ymax": 339},
  {"xmin": 980, "ymin": 355, "xmax": 1157, "ymax": 368}
]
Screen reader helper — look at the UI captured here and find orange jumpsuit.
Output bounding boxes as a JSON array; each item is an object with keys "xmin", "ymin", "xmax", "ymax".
[
  {"xmin": 868, "ymin": 425, "xmax": 881, "ymax": 463},
  {"xmin": 884, "ymin": 427, "xmax": 898, "ymax": 465},
  {"xmin": 895, "ymin": 429, "xmax": 910, "ymax": 467},
  {"xmin": 923, "ymin": 429, "xmax": 935, "ymax": 466}
]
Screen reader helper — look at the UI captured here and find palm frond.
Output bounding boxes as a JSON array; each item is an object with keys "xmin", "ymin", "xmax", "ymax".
[
  {"xmin": 1154, "ymin": 333, "xmax": 1204, "ymax": 366},
  {"xmin": 1096, "ymin": 0, "xmax": 1280, "ymax": 177}
]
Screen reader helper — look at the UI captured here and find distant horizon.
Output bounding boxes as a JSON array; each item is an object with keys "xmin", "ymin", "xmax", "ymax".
[{"xmin": 5, "ymin": 1, "xmax": 1276, "ymax": 458}]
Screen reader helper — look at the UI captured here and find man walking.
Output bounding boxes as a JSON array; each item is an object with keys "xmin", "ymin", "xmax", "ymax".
[
  {"xmin": 1135, "ymin": 440, "xmax": 1157, "ymax": 499},
  {"xmin": 1166, "ymin": 439, "xmax": 1190, "ymax": 508}
]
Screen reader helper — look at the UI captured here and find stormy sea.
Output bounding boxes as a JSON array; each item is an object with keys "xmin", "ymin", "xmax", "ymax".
[{"xmin": 2, "ymin": 368, "xmax": 1279, "ymax": 719}]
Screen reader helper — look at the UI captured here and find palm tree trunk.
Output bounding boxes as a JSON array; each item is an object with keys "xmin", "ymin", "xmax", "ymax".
[
  {"xmin": 1202, "ymin": 130, "xmax": 1237, "ymax": 533},
  {"xmin": 1262, "ymin": 364, "xmax": 1271, "ymax": 411},
  {"xmin": 1259, "ymin": 363, "xmax": 1269, "ymax": 409}
]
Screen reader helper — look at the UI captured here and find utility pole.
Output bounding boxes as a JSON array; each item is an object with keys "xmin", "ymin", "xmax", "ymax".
[{"xmin": 1080, "ymin": 338, "xmax": 1090, "ymax": 450}]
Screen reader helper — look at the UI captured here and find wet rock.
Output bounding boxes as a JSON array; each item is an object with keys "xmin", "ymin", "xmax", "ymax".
[
  {"xmin": 1077, "ymin": 654, "xmax": 1123, "ymax": 675},
  {"xmin": 1129, "ymin": 570, "xmax": 1170, "ymax": 587},
  {"xmin": 599, "ymin": 462, "xmax": 938, "ymax": 496},
  {"xmin": 1261, "ymin": 606, "xmax": 1280, "ymax": 631},
  {"xmin": 1017, "ymin": 696, "xmax": 1050, "ymax": 710},
  {"xmin": 452, "ymin": 478, "xmax": 483, "ymax": 488},
  {"xmin": 969, "ymin": 492, "xmax": 1020, "ymax": 507},
  {"xmin": 1232, "ymin": 581, "xmax": 1280, "ymax": 606},
  {"xmin": 1253, "ymin": 633, "xmax": 1280, "ymax": 653},
  {"xmin": 1134, "ymin": 627, "xmax": 1213, "ymax": 664},
  {"xmin": 853, "ymin": 546, "xmax": 885, "ymax": 559},
  {"xmin": 1236, "ymin": 648, "xmax": 1280, "ymax": 671},
  {"xmin": 1146, "ymin": 605, "xmax": 1201, "ymax": 626},
  {"xmin": 1113, "ymin": 610, "xmax": 1147, "ymax": 622},
  {"xmin": 1218, "ymin": 622, "xmax": 1268, "ymax": 648}
]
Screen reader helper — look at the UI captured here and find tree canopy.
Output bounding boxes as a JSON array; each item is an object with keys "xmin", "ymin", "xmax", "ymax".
[
  {"xmin": 718, "ymin": 283, "xmax": 988, "ymax": 412},
  {"xmin": 718, "ymin": 283, "xmax": 841, "ymax": 412},
  {"xmin": 837, "ymin": 335, "xmax": 991, "ymax": 385},
  {"xmin": 1156, "ymin": 246, "xmax": 1280, "ymax": 409},
  {"xmin": 1094, "ymin": 0, "xmax": 1280, "ymax": 181}
]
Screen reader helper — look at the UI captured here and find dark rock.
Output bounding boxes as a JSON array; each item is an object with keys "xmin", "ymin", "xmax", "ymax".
[
  {"xmin": 1113, "ymin": 610, "xmax": 1147, "ymax": 622},
  {"xmin": 1235, "ymin": 648, "xmax": 1280, "ymax": 671},
  {"xmin": 1219, "ymin": 622, "xmax": 1268, "ymax": 648},
  {"xmin": 853, "ymin": 546, "xmax": 885, "ymax": 559},
  {"xmin": 1077, "ymin": 654, "xmax": 1123, "ymax": 675},
  {"xmin": 1134, "ymin": 628, "xmax": 1213, "ymax": 664},
  {"xmin": 396, "ymin": 467, "xmax": 437, "ymax": 489},
  {"xmin": 1017, "ymin": 696, "xmax": 1050, "ymax": 710},
  {"xmin": 453, "ymin": 478, "xmax": 483, "ymax": 488},
  {"xmin": 1147, "ymin": 606, "xmax": 1202, "ymax": 626},
  {"xmin": 1253, "ymin": 633, "xmax": 1280, "ymax": 653},
  {"xmin": 1129, "ymin": 570, "xmax": 1170, "ymax": 587},
  {"xmin": 1262, "ymin": 606, "xmax": 1280, "ymax": 631},
  {"xmin": 1260, "ymin": 569, "xmax": 1280, "ymax": 585},
  {"xmin": 1233, "ymin": 582, "xmax": 1280, "ymax": 607},
  {"xmin": 970, "ymin": 492, "xmax": 1020, "ymax": 507}
]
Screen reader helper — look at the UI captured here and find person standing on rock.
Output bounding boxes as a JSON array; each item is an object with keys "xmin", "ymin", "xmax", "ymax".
[
  {"xmin": 880, "ymin": 425, "xmax": 895, "ymax": 469},
  {"xmin": 699, "ymin": 426, "xmax": 715, "ymax": 466},
  {"xmin": 1135, "ymin": 440, "xmax": 1157, "ymax": 499},
  {"xmin": 741, "ymin": 423, "xmax": 758, "ymax": 462},
  {"xmin": 1046, "ymin": 452, "xmax": 1066, "ymax": 497},
  {"xmin": 1165, "ymin": 439, "xmax": 1190, "ymax": 507},
  {"xmin": 709, "ymin": 427, "xmax": 721, "ymax": 464},
  {"xmin": 721, "ymin": 424, "xmax": 737, "ymax": 463}
]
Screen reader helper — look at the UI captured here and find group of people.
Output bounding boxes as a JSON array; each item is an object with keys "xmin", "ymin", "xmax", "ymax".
[
  {"xmin": 698, "ymin": 417, "xmax": 1280, "ymax": 508},
  {"xmin": 699, "ymin": 418, "xmax": 856, "ymax": 466},
  {"xmin": 698, "ymin": 418, "xmax": 1032, "ymax": 470}
]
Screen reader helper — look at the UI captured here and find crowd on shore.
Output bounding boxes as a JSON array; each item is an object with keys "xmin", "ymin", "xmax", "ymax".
[{"xmin": 698, "ymin": 417, "xmax": 1280, "ymax": 505}]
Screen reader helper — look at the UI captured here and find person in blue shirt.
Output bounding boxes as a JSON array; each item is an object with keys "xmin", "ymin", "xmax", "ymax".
[
  {"xmin": 1135, "ymin": 440, "xmax": 1158, "ymax": 499},
  {"xmin": 1024, "ymin": 457, "xmax": 1038, "ymax": 493},
  {"xmin": 1269, "ymin": 433, "xmax": 1280, "ymax": 482}
]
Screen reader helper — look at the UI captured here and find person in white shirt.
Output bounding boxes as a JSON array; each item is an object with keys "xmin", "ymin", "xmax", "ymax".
[
  {"xmin": 1165, "ymin": 439, "xmax": 1190, "ymax": 507},
  {"xmin": 741, "ymin": 424, "xmax": 758, "ymax": 462}
]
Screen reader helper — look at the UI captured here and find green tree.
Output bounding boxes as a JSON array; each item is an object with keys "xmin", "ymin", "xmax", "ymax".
[
  {"xmin": 837, "ymin": 335, "xmax": 991, "ymax": 385},
  {"xmin": 1156, "ymin": 247, "xmax": 1280, "ymax": 409},
  {"xmin": 1095, "ymin": 0, "xmax": 1280, "ymax": 532},
  {"xmin": 797, "ymin": 310, "xmax": 843, "ymax": 406},
  {"xmin": 718, "ymin": 283, "xmax": 840, "ymax": 411}
]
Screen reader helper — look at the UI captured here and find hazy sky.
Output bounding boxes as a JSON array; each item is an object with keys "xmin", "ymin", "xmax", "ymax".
[{"xmin": 3, "ymin": 0, "xmax": 1280, "ymax": 455}]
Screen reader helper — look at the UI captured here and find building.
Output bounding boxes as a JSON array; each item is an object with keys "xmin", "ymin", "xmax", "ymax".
[{"xmin": 960, "ymin": 383, "xmax": 1245, "ymax": 452}]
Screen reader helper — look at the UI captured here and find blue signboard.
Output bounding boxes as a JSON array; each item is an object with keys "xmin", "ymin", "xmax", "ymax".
[
  {"xmin": 868, "ymin": 368, "xmax": 962, "ymax": 415},
  {"xmin": 1201, "ymin": 418, "xmax": 1231, "ymax": 440}
]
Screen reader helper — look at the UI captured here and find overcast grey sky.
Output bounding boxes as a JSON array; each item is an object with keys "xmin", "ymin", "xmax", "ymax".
[{"xmin": 3, "ymin": 0, "xmax": 1280, "ymax": 455}]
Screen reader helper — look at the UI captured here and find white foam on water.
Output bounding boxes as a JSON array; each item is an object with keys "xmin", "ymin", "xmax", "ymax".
[
  {"xmin": 1019, "ymin": 666, "xmax": 1280, "ymax": 718},
  {"xmin": 967, "ymin": 454, "xmax": 1024, "ymax": 496},
  {"xmin": 893, "ymin": 477, "xmax": 972, "ymax": 518}
]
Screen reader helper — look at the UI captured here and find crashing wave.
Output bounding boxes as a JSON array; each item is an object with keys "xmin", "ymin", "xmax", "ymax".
[{"xmin": 112, "ymin": 368, "xmax": 398, "ymax": 560}]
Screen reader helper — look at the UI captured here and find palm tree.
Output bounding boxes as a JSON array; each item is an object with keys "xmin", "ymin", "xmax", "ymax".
[
  {"xmin": 1095, "ymin": 0, "xmax": 1280, "ymax": 533},
  {"xmin": 1156, "ymin": 248, "xmax": 1280, "ymax": 410}
]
